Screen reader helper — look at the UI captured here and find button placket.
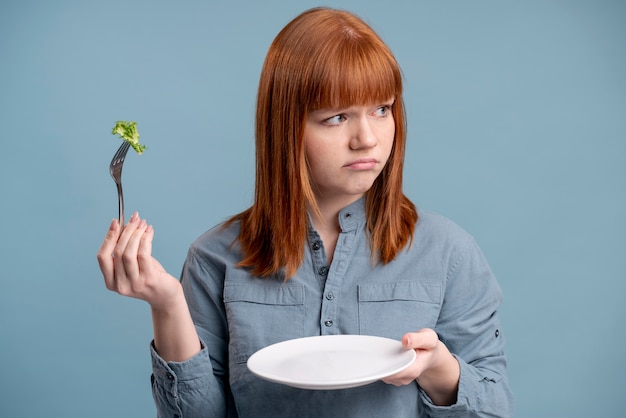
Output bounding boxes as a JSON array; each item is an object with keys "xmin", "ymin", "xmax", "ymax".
[
  {"xmin": 317, "ymin": 198, "xmax": 364, "ymax": 335},
  {"xmin": 319, "ymin": 266, "xmax": 339, "ymax": 333}
]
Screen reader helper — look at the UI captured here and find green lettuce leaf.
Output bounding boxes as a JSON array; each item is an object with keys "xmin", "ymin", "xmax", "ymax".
[{"xmin": 111, "ymin": 121, "xmax": 146, "ymax": 154}]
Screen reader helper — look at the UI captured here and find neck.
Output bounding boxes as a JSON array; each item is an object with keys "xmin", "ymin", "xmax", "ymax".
[
  {"xmin": 308, "ymin": 194, "xmax": 363, "ymax": 263},
  {"xmin": 309, "ymin": 193, "xmax": 363, "ymax": 231}
]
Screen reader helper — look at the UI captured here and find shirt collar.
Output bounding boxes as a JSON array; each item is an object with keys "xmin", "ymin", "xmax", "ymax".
[
  {"xmin": 307, "ymin": 197, "xmax": 366, "ymax": 233},
  {"xmin": 337, "ymin": 197, "xmax": 366, "ymax": 232}
]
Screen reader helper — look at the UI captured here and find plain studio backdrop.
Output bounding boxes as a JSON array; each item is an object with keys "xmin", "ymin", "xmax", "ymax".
[{"xmin": 1, "ymin": 0, "xmax": 624, "ymax": 416}]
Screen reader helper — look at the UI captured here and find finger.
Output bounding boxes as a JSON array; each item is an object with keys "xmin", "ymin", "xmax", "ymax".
[
  {"xmin": 137, "ymin": 224, "xmax": 155, "ymax": 274},
  {"xmin": 117, "ymin": 211, "xmax": 141, "ymax": 248},
  {"xmin": 97, "ymin": 219, "xmax": 121, "ymax": 288},
  {"xmin": 111, "ymin": 212, "xmax": 142, "ymax": 293},
  {"xmin": 112, "ymin": 212, "xmax": 140, "ymax": 271},
  {"xmin": 403, "ymin": 328, "xmax": 438, "ymax": 350},
  {"xmin": 120, "ymin": 217, "xmax": 149, "ymax": 283},
  {"xmin": 383, "ymin": 333, "xmax": 434, "ymax": 386}
]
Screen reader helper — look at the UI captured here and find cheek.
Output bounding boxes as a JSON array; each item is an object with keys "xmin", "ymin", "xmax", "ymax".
[
  {"xmin": 381, "ymin": 125, "xmax": 396, "ymax": 157},
  {"xmin": 304, "ymin": 143, "xmax": 327, "ymax": 184},
  {"xmin": 304, "ymin": 137, "xmax": 334, "ymax": 168},
  {"xmin": 304, "ymin": 141, "xmax": 320, "ymax": 168}
]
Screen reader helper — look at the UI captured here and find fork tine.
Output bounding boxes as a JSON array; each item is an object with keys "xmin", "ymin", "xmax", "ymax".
[
  {"xmin": 117, "ymin": 141, "xmax": 131, "ymax": 160},
  {"xmin": 110, "ymin": 141, "xmax": 131, "ymax": 167}
]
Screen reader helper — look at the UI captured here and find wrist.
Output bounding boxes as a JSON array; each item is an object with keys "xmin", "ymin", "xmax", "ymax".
[
  {"xmin": 151, "ymin": 286, "xmax": 201, "ymax": 362},
  {"xmin": 418, "ymin": 342, "xmax": 460, "ymax": 406},
  {"xmin": 149, "ymin": 280, "xmax": 185, "ymax": 314}
]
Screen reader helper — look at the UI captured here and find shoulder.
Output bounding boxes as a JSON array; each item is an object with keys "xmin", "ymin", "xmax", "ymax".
[
  {"xmin": 408, "ymin": 208, "xmax": 486, "ymax": 270},
  {"xmin": 414, "ymin": 208, "xmax": 474, "ymax": 245},
  {"xmin": 187, "ymin": 219, "xmax": 242, "ymax": 265}
]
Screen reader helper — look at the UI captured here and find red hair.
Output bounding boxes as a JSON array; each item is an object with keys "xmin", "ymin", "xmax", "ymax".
[{"xmin": 227, "ymin": 7, "xmax": 417, "ymax": 278}]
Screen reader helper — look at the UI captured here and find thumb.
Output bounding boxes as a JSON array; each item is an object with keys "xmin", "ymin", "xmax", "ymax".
[{"xmin": 403, "ymin": 329, "xmax": 438, "ymax": 350}]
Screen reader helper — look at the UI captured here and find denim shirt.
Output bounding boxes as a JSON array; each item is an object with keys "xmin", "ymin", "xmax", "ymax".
[{"xmin": 150, "ymin": 199, "xmax": 514, "ymax": 417}]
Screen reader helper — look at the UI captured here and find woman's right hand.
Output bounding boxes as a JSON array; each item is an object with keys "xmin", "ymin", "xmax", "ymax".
[{"xmin": 97, "ymin": 212, "xmax": 182, "ymax": 311}]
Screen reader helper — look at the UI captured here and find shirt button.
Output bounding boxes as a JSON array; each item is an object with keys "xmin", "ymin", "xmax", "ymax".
[
  {"xmin": 312, "ymin": 241, "xmax": 321, "ymax": 251},
  {"xmin": 324, "ymin": 320, "xmax": 333, "ymax": 327},
  {"xmin": 318, "ymin": 266, "xmax": 329, "ymax": 276},
  {"xmin": 325, "ymin": 292, "xmax": 334, "ymax": 301},
  {"xmin": 166, "ymin": 372, "xmax": 174, "ymax": 380},
  {"xmin": 495, "ymin": 329, "xmax": 500, "ymax": 338}
]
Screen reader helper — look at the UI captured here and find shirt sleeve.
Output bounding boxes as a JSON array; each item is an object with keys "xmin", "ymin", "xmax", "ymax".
[
  {"xmin": 149, "ymin": 244, "xmax": 236, "ymax": 418},
  {"xmin": 422, "ymin": 234, "xmax": 515, "ymax": 417},
  {"xmin": 150, "ymin": 340, "xmax": 227, "ymax": 417}
]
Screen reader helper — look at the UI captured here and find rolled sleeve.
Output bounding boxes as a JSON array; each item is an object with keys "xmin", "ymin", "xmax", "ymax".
[
  {"xmin": 424, "ymin": 235, "xmax": 514, "ymax": 417},
  {"xmin": 150, "ymin": 340, "xmax": 229, "ymax": 418},
  {"xmin": 419, "ymin": 354, "xmax": 512, "ymax": 417}
]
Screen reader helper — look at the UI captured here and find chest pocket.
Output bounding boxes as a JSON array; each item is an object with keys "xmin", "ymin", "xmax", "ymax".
[
  {"xmin": 357, "ymin": 281, "xmax": 442, "ymax": 340},
  {"xmin": 224, "ymin": 283, "xmax": 305, "ymax": 365}
]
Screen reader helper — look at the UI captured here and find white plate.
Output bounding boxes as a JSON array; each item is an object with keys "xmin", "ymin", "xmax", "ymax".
[{"xmin": 247, "ymin": 335, "xmax": 416, "ymax": 390}]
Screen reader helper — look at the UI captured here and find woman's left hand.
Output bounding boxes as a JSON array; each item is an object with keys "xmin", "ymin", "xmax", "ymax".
[{"xmin": 382, "ymin": 328, "xmax": 460, "ymax": 406}]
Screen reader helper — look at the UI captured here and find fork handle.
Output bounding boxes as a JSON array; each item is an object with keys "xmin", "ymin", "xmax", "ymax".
[{"xmin": 116, "ymin": 182, "xmax": 125, "ymax": 230}]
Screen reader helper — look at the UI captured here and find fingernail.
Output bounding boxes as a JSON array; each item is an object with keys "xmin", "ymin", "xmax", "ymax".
[{"xmin": 109, "ymin": 219, "xmax": 117, "ymax": 230}]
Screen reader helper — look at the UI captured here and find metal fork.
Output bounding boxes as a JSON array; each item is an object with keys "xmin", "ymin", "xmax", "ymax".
[{"xmin": 109, "ymin": 141, "xmax": 131, "ymax": 229}]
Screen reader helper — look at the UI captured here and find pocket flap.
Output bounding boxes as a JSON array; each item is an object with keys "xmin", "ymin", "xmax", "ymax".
[
  {"xmin": 358, "ymin": 281, "xmax": 442, "ymax": 304},
  {"xmin": 224, "ymin": 283, "xmax": 304, "ymax": 306}
]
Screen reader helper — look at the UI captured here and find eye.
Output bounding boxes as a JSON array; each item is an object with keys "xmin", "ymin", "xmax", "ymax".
[
  {"xmin": 373, "ymin": 105, "xmax": 391, "ymax": 117},
  {"xmin": 323, "ymin": 114, "xmax": 347, "ymax": 126}
]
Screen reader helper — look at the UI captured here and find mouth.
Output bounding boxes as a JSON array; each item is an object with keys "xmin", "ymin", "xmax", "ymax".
[{"xmin": 344, "ymin": 158, "xmax": 378, "ymax": 170}]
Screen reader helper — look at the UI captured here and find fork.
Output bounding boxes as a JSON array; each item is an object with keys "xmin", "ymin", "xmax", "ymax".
[{"xmin": 109, "ymin": 141, "xmax": 131, "ymax": 229}]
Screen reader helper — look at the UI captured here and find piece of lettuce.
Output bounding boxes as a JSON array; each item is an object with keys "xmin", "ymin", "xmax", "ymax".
[{"xmin": 112, "ymin": 121, "xmax": 146, "ymax": 154}]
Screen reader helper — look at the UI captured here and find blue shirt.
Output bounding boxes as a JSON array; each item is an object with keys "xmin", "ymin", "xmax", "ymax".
[{"xmin": 150, "ymin": 199, "xmax": 514, "ymax": 417}]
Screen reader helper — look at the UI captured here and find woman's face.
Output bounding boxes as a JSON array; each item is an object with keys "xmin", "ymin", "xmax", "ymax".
[{"xmin": 304, "ymin": 99, "xmax": 395, "ymax": 207}]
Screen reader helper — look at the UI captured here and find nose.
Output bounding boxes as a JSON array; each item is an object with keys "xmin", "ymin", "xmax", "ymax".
[{"xmin": 349, "ymin": 117, "xmax": 377, "ymax": 150}]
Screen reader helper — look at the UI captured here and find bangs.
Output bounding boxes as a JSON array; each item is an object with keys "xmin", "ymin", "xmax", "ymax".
[{"xmin": 305, "ymin": 38, "xmax": 402, "ymax": 111}]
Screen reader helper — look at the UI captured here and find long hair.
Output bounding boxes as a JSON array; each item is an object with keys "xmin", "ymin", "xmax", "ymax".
[{"xmin": 227, "ymin": 7, "xmax": 417, "ymax": 278}]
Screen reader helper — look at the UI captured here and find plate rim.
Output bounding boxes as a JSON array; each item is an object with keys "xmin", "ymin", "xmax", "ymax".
[{"xmin": 247, "ymin": 334, "xmax": 416, "ymax": 390}]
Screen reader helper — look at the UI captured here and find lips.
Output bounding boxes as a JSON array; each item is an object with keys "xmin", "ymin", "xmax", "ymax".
[{"xmin": 344, "ymin": 158, "xmax": 378, "ymax": 170}]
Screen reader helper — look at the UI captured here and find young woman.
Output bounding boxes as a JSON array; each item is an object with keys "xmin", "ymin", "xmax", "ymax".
[{"xmin": 98, "ymin": 7, "xmax": 514, "ymax": 417}]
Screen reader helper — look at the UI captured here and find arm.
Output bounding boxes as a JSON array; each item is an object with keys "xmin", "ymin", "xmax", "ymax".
[
  {"xmin": 98, "ymin": 213, "xmax": 230, "ymax": 417},
  {"xmin": 97, "ymin": 212, "xmax": 201, "ymax": 361},
  {"xmin": 430, "ymin": 235, "xmax": 514, "ymax": 416},
  {"xmin": 383, "ymin": 235, "xmax": 514, "ymax": 416}
]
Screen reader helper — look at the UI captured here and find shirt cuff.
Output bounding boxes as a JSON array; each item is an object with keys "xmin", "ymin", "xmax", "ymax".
[
  {"xmin": 150, "ymin": 339, "xmax": 213, "ymax": 389},
  {"xmin": 417, "ymin": 354, "xmax": 475, "ymax": 416}
]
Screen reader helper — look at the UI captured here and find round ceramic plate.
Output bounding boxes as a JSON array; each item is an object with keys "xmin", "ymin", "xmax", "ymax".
[{"xmin": 247, "ymin": 335, "xmax": 416, "ymax": 390}]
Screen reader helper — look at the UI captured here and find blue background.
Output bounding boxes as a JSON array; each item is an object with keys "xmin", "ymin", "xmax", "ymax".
[{"xmin": 1, "ymin": 0, "xmax": 624, "ymax": 416}]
